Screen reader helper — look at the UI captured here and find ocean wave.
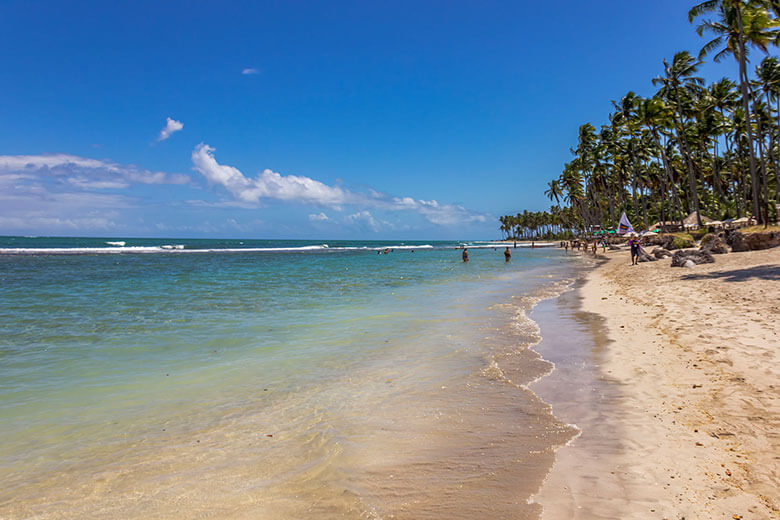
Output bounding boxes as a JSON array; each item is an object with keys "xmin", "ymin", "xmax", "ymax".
[
  {"xmin": 0, "ymin": 243, "xmax": 436, "ymax": 255},
  {"xmin": 0, "ymin": 240, "xmax": 573, "ymax": 255}
]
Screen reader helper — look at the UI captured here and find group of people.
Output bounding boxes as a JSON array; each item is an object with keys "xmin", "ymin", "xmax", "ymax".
[
  {"xmin": 560, "ymin": 235, "xmax": 643, "ymax": 265},
  {"xmin": 461, "ymin": 246, "xmax": 513, "ymax": 263},
  {"xmin": 561, "ymin": 239, "xmax": 606, "ymax": 254}
]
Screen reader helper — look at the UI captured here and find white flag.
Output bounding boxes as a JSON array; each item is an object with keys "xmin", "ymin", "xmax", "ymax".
[{"xmin": 617, "ymin": 212, "xmax": 634, "ymax": 235}]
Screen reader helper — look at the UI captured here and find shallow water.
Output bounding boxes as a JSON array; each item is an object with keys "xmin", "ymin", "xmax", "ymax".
[{"xmin": 0, "ymin": 237, "xmax": 581, "ymax": 518}]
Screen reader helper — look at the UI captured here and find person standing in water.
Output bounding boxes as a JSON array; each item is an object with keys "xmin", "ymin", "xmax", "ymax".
[
  {"xmin": 504, "ymin": 247, "xmax": 511, "ymax": 262},
  {"xmin": 462, "ymin": 247, "xmax": 469, "ymax": 262}
]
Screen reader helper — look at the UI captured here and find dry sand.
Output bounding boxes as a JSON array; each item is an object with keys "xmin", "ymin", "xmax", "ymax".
[{"xmin": 536, "ymin": 246, "xmax": 780, "ymax": 519}]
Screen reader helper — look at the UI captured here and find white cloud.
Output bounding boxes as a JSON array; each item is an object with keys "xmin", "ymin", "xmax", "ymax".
[
  {"xmin": 0, "ymin": 153, "xmax": 190, "ymax": 235},
  {"xmin": 157, "ymin": 117, "xmax": 183, "ymax": 142},
  {"xmin": 0, "ymin": 215, "xmax": 115, "ymax": 231},
  {"xmin": 242, "ymin": 68, "xmax": 259, "ymax": 75},
  {"xmin": 0, "ymin": 153, "xmax": 190, "ymax": 186},
  {"xmin": 347, "ymin": 210, "xmax": 381, "ymax": 232},
  {"xmin": 186, "ymin": 199, "xmax": 259, "ymax": 209},
  {"xmin": 387, "ymin": 197, "xmax": 489, "ymax": 226},
  {"xmin": 192, "ymin": 144, "xmax": 350, "ymax": 207},
  {"xmin": 308, "ymin": 212, "xmax": 330, "ymax": 222},
  {"xmin": 190, "ymin": 143, "xmax": 491, "ymax": 227}
]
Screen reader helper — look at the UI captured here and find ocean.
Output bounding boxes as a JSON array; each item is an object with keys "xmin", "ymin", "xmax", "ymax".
[{"xmin": 0, "ymin": 237, "xmax": 582, "ymax": 519}]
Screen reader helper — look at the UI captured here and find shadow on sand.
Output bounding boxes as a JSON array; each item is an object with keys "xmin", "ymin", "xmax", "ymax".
[{"xmin": 681, "ymin": 264, "xmax": 780, "ymax": 283}]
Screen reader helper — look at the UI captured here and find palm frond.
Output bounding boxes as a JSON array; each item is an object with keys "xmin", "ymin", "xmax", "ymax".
[
  {"xmin": 688, "ymin": 0, "xmax": 720, "ymax": 22},
  {"xmin": 699, "ymin": 36, "xmax": 724, "ymax": 59}
]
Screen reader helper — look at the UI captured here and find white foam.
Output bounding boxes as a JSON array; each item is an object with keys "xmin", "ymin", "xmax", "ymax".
[
  {"xmin": 369, "ymin": 244, "xmax": 433, "ymax": 251},
  {"xmin": 0, "ymin": 242, "xmax": 549, "ymax": 255},
  {"xmin": 0, "ymin": 244, "xmax": 380, "ymax": 255}
]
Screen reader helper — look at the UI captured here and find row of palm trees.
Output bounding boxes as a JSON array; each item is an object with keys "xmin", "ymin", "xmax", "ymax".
[
  {"xmin": 501, "ymin": 0, "xmax": 780, "ymax": 239},
  {"xmin": 498, "ymin": 208, "xmax": 576, "ymax": 240}
]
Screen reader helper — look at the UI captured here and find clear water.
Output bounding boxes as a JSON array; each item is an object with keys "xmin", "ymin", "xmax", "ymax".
[{"xmin": 0, "ymin": 237, "xmax": 580, "ymax": 519}]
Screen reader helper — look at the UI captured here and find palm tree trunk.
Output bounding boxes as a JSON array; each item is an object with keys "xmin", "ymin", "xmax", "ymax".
[
  {"xmin": 630, "ymin": 144, "xmax": 639, "ymax": 221},
  {"xmin": 755, "ymin": 113, "xmax": 771, "ymax": 225},
  {"xmin": 652, "ymin": 129, "xmax": 685, "ymax": 229},
  {"xmin": 673, "ymin": 88, "xmax": 702, "ymax": 226},
  {"xmin": 735, "ymin": 6, "xmax": 762, "ymax": 222},
  {"xmin": 712, "ymin": 140, "xmax": 724, "ymax": 217},
  {"xmin": 766, "ymin": 90, "xmax": 780, "ymax": 209},
  {"xmin": 772, "ymin": 95, "xmax": 780, "ymax": 205}
]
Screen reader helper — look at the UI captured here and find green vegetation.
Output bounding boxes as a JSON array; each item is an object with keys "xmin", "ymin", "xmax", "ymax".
[
  {"xmin": 671, "ymin": 233, "xmax": 696, "ymax": 249},
  {"xmin": 740, "ymin": 224, "xmax": 780, "ymax": 232},
  {"xmin": 699, "ymin": 232, "xmax": 718, "ymax": 245},
  {"xmin": 500, "ymin": 1, "xmax": 780, "ymax": 240}
]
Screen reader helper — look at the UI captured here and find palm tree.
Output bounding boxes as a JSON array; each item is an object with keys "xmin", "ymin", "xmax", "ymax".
[
  {"xmin": 544, "ymin": 179, "xmax": 563, "ymax": 205},
  {"xmin": 636, "ymin": 96, "xmax": 687, "ymax": 229},
  {"xmin": 653, "ymin": 51, "xmax": 705, "ymax": 226},
  {"xmin": 613, "ymin": 92, "xmax": 643, "ymax": 222},
  {"xmin": 690, "ymin": 0, "xmax": 780, "ymax": 222},
  {"xmin": 755, "ymin": 56, "xmax": 780, "ymax": 206}
]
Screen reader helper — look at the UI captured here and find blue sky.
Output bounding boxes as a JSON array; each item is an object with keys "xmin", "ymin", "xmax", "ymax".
[{"xmin": 0, "ymin": 0, "xmax": 738, "ymax": 239}]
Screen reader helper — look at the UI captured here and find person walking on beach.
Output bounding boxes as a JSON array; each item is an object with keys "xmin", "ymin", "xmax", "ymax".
[
  {"xmin": 628, "ymin": 234, "xmax": 641, "ymax": 265},
  {"xmin": 462, "ymin": 248, "xmax": 469, "ymax": 262},
  {"xmin": 504, "ymin": 246, "xmax": 511, "ymax": 262}
]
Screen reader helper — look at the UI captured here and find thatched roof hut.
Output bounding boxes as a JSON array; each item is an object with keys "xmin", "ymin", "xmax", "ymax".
[{"xmin": 683, "ymin": 211, "xmax": 713, "ymax": 229}]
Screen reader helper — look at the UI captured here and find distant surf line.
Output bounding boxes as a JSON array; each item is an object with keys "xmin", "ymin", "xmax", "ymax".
[{"xmin": 0, "ymin": 242, "xmax": 556, "ymax": 255}]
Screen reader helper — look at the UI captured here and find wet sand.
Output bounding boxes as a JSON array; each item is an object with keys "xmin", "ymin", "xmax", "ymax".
[{"xmin": 535, "ymin": 247, "xmax": 780, "ymax": 519}]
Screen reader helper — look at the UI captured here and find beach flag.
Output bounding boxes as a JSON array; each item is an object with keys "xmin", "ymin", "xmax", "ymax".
[{"xmin": 617, "ymin": 212, "xmax": 634, "ymax": 235}]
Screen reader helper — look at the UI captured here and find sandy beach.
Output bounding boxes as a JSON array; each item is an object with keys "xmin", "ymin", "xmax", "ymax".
[{"xmin": 536, "ymin": 245, "xmax": 780, "ymax": 519}]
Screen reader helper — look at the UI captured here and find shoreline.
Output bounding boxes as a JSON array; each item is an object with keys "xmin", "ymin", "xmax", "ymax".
[{"xmin": 534, "ymin": 247, "xmax": 780, "ymax": 518}]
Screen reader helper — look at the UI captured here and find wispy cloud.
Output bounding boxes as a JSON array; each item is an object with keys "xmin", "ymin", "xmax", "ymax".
[
  {"xmin": 0, "ymin": 215, "xmax": 116, "ymax": 231},
  {"xmin": 157, "ymin": 117, "xmax": 183, "ymax": 142},
  {"xmin": 308, "ymin": 212, "xmax": 330, "ymax": 222},
  {"xmin": 190, "ymin": 144, "xmax": 490, "ymax": 226},
  {"xmin": 0, "ymin": 153, "xmax": 190, "ymax": 235},
  {"xmin": 241, "ymin": 68, "xmax": 259, "ymax": 75},
  {"xmin": 0, "ymin": 153, "xmax": 190, "ymax": 186},
  {"xmin": 347, "ymin": 210, "xmax": 383, "ymax": 232}
]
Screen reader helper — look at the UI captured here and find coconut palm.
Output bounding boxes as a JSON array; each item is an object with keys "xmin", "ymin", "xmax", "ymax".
[
  {"xmin": 755, "ymin": 56, "xmax": 780, "ymax": 204},
  {"xmin": 689, "ymin": 0, "xmax": 780, "ymax": 222},
  {"xmin": 544, "ymin": 179, "xmax": 563, "ymax": 205},
  {"xmin": 653, "ymin": 51, "xmax": 706, "ymax": 225}
]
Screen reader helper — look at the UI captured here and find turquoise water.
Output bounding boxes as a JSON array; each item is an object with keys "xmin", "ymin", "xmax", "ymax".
[{"xmin": 0, "ymin": 237, "xmax": 579, "ymax": 519}]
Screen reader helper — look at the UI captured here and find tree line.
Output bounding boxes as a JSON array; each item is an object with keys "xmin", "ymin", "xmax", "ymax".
[{"xmin": 500, "ymin": 0, "xmax": 780, "ymax": 240}]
